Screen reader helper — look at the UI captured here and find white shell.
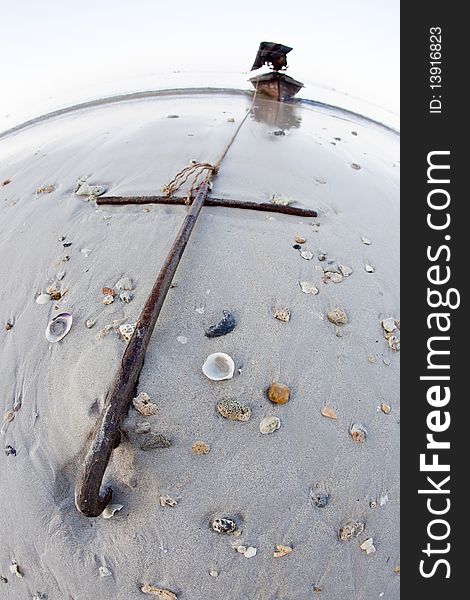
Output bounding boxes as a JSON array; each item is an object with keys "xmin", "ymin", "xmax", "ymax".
[
  {"xmin": 202, "ymin": 352, "xmax": 235, "ymax": 381},
  {"xmin": 259, "ymin": 416, "xmax": 281, "ymax": 434},
  {"xmin": 116, "ymin": 277, "xmax": 134, "ymax": 291},
  {"xmin": 36, "ymin": 293, "xmax": 51, "ymax": 305},
  {"xmin": 102, "ymin": 503, "xmax": 124, "ymax": 519},
  {"xmin": 45, "ymin": 312, "xmax": 73, "ymax": 343},
  {"xmin": 75, "ymin": 181, "xmax": 107, "ymax": 197}
]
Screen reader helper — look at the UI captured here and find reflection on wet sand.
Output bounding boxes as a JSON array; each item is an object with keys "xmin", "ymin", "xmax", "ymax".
[{"xmin": 251, "ymin": 96, "xmax": 302, "ymax": 131}]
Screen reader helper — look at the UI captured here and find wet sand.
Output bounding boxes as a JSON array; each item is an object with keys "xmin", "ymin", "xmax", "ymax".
[{"xmin": 0, "ymin": 91, "xmax": 399, "ymax": 599}]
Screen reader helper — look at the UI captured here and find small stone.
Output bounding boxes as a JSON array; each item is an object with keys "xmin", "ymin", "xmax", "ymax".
[
  {"xmin": 102, "ymin": 287, "xmax": 116, "ymax": 297},
  {"xmin": 56, "ymin": 271, "xmax": 66, "ymax": 280},
  {"xmin": 317, "ymin": 251, "xmax": 327, "ymax": 261},
  {"xmin": 5, "ymin": 445, "xmax": 17, "ymax": 456},
  {"xmin": 9, "ymin": 562, "xmax": 22, "ymax": 578},
  {"xmin": 380, "ymin": 403, "xmax": 391, "ymax": 414},
  {"xmin": 135, "ymin": 422, "xmax": 151, "ymax": 434},
  {"xmin": 119, "ymin": 323, "xmax": 136, "ymax": 341},
  {"xmin": 295, "ymin": 235, "xmax": 306, "ymax": 244},
  {"xmin": 339, "ymin": 264, "xmax": 353, "ymax": 277},
  {"xmin": 63, "ymin": 255, "xmax": 70, "ymax": 262},
  {"xmin": 293, "ymin": 244, "xmax": 301, "ymax": 250},
  {"xmin": 167, "ymin": 114, "xmax": 180, "ymax": 118},
  {"xmin": 383, "ymin": 358, "xmax": 391, "ymax": 366},
  {"xmin": 365, "ymin": 264, "xmax": 375, "ymax": 273},
  {"xmin": 322, "ymin": 272, "xmax": 343, "ymax": 284},
  {"xmin": 36, "ymin": 293, "xmax": 51, "ymax": 305},
  {"xmin": 299, "ymin": 281, "xmax": 319, "ymax": 295},
  {"xmin": 227, "ymin": 117, "xmax": 235, "ymax": 122},
  {"xmin": 132, "ymin": 392, "xmax": 158, "ymax": 416},
  {"xmin": 339, "ymin": 521, "xmax": 364, "ymax": 541},
  {"xmin": 159, "ymin": 495, "xmax": 178, "ymax": 507},
  {"xmin": 313, "ymin": 585, "xmax": 322, "ymax": 593},
  {"xmin": 1, "ymin": 575, "xmax": 7, "ymax": 582},
  {"xmin": 394, "ymin": 566, "xmax": 400, "ymax": 574},
  {"xmin": 102, "ymin": 504, "xmax": 124, "ymax": 519},
  {"xmin": 119, "ymin": 291, "xmax": 133, "ymax": 303},
  {"xmin": 370, "ymin": 500, "xmax": 377, "ymax": 509},
  {"xmin": 270, "ymin": 193, "xmax": 293, "ymax": 206},
  {"xmin": 273, "ymin": 544, "xmax": 293, "ymax": 558},
  {"xmin": 368, "ymin": 356, "xmax": 376, "ymax": 364},
  {"xmin": 321, "ymin": 406, "xmax": 337, "ymax": 420},
  {"xmin": 381, "ymin": 317, "xmax": 398, "ymax": 333},
  {"xmin": 243, "ymin": 546, "xmax": 257, "ymax": 558},
  {"xmin": 310, "ymin": 489, "xmax": 330, "ymax": 508},
  {"xmin": 140, "ymin": 433, "xmax": 172, "ymax": 451},
  {"xmin": 3, "ymin": 410, "xmax": 15, "ymax": 423},
  {"xmin": 351, "ymin": 131, "xmax": 358, "ymax": 136},
  {"xmin": 259, "ymin": 416, "xmax": 281, "ymax": 434},
  {"xmin": 192, "ymin": 441, "xmax": 210, "ymax": 455},
  {"xmin": 267, "ymin": 382, "xmax": 290, "ymax": 405},
  {"xmin": 81, "ymin": 248, "xmax": 92, "ymax": 257},
  {"xmin": 350, "ymin": 422, "xmax": 367, "ymax": 443},
  {"xmin": 99, "ymin": 566, "xmax": 112, "ymax": 577},
  {"xmin": 211, "ymin": 517, "xmax": 237, "ymax": 534},
  {"xmin": 379, "ymin": 494, "xmax": 389, "ymax": 506},
  {"xmin": 33, "ymin": 593, "xmax": 47, "ymax": 600},
  {"xmin": 103, "ymin": 295, "xmax": 114, "ymax": 305},
  {"xmin": 2, "ymin": 179, "xmax": 11, "ymax": 186},
  {"xmin": 360, "ymin": 537, "xmax": 375, "ymax": 552},
  {"xmin": 300, "ymin": 250, "xmax": 313, "ymax": 260},
  {"xmin": 274, "ymin": 307, "xmax": 290, "ymax": 322},
  {"xmin": 85, "ymin": 319, "xmax": 96, "ymax": 329},
  {"xmin": 209, "ymin": 568, "xmax": 219, "ymax": 577},
  {"xmin": 141, "ymin": 586, "xmax": 177, "ymax": 599},
  {"xmin": 351, "ymin": 163, "xmax": 361, "ymax": 170},
  {"xmin": 327, "ymin": 308, "xmax": 348, "ymax": 325},
  {"xmin": 361, "ymin": 236, "xmax": 371, "ymax": 245},
  {"xmin": 115, "ymin": 276, "xmax": 134, "ymax": 291},
  {"xmin": 62, "ymin": 242, "xmax": 72, "ymax": 247},
  {"xmin": 5, "ymin": 321, "xmax": 13, "ymax": 330},
  {"xmin": 217, "ymin": 399, "xmax": 251, "ymax": 422},
  {"xmin": 176, "ymin": 335, "xmax": 188, "ymax": 344}
]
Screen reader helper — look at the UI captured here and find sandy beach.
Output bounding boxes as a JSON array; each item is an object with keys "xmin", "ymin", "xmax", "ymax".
[{"xmin": 0, "ymin": 90, "xmax": 399, "ymax": 599}]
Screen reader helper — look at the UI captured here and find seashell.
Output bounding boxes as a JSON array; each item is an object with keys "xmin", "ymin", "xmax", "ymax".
[
  {"xmin": 36, "ymin": 184, "xmax": 55, "ymax": 194},
  {"xmin": 56, "ymin": 271, "xmax": 66, "ymax": 281},
  {"xmin": 323, "ymin": 262, "xmax": 341, "ymax": 274},
  {"xmin": 295, "ymin": 235, "xmax": 306, "ymax": 244},
  {"xmin": 205, "ymin": 310, "xmax": 236, "ymax": 338},
  {"xmin": 74, "ymin": 181, "xmax": 107, "ymax": 197},
  {"xmin": 3, "ymin": 410, "xmax": 15, "ymax": 423},
  {"xmin": 351, "ymin": 163, "xmax": 362, "ymax": 170},
  {"xmin": 317, "ymin": 250, "xmax": 327, "ymax": 261},
  {"xmin": 36, "ymin": 293, "xmax": 51, "ymax": 305},
  {"xmin": 227, "ymin": 117, "xmax": 235, "ymax": 122},
  {"xmin": 119, "ymin": 323, "xmax": 136, "ymax": 341},
  {"xmin": 274, "ymin": 307, "xmax": 290, "ymax": 322},
  {"xmin": 300, "ymin": 250, "xmax": 313, "ymax": 260},
  {"xmin": 217, "ymin": 399, "xmax": 251, "ymax": 422},
  {"xmin": 202, "ymin": 352, "xmax": 235, "ymax": 381},
  {"xmin": 140, "ymin": 433, "xmax": 172, "ymax": 451},
  {"xmin": 99, "ymin": 566, "xmax": 112, "ymax": 578},
  {"xmin": 267, "ymin": 382, "xmax": 290, "ymax": 405},
  {"xmin": 45, "ymin": 312, "xmax": 72, "ymax": 343},
  {"xmin": 159, "ymin": 495, "xmax": 177, "ymax": 507},
  {"xmin": 321, "ymin": 406, "xmax": 337, "ymax": 419},
  {"xmin": 361, "ymin": 236, "xmax": 371, "ymax": 245},
  {"xmin": 259, "ymin": 416, "xmax": 281, "ymax": 434},
  {"xmin": 132, "ymin": 392, "xmax": 158, "ymax": 416},
  {"xmin": 380, "ymin": 402, "xmax": 391, "ymax": 414},
  {"xmin": 119, "ymin": 291, "xmax": 133, "ymax": 303},
  {"xmin": 209, "ymin": 568, "xmax": 219, "ymax": 577},
  {"xmin": 274, "ymin": 544, "xmax": 293, "ymax": 558},
  {"xmin": 299, "ymin": 281, "xmax": 319, "ymax": 295},
  {"xmin": 115, "ymin": 276, "xmax": 134, "ymax": 291},
  {"xmin": 5, "ymin": 321, "xmax": 13, "ymax": 330},
  {"xmin": 103, "ymin": 295, "xmax": 114, "ymax": 305},
  {"xmin": 365, "ymin": 264, "xmax": 375, "ymax": 273},
  {"xmin": 102, "ymin": 287, "xmax": 116, "ymax": 297},
  {"xmin": 322, "ymin": 272, "xmax": 343, "ymax": 284},
  {"xmin": 360, "ymin": 537, "xmax": 374, "ymax": 551},
  {"xmin": 102, "ymin": 503, "xmax": 124, "ymax": 519},
  {"xmin": 211, "ymin": 517, "xmax": 237, "ymax": 534},
  {"xmin": 192, "ymin": 441, "xmax": 210, "ymax": 454},
  {"xmin": 81, "ymin": 248, "xmax": 92, "ymax": 257},
  {"xmin": 339, "ymin": 521, "xmax": 364, "ymax": 541},
  {"xmin": 350, "ymin": 422, "xmax": 367, "ymax": 443},
  {"xmin": 141, "ymin": 585, "xmax": 177, "ymax": 599},
  {"xmin": 339, "ymin": 264, "xmax": 353, "ymax": 277},
  {"xmin": 327, "ymin": 308, "xmax": 348, "ymax": 325},
  {"xmin": 85, "ymin": 319, "xmax": 95, "ymax": 329}
]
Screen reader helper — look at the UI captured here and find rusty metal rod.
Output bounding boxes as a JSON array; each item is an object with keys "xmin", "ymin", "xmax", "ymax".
[
  {"xmin": 97, "ymin": 195, "xmax": 318, "ymax": 218},
  {"xmin": 75, "ymin": 182, "xmax": 210, "ymax": 516}
]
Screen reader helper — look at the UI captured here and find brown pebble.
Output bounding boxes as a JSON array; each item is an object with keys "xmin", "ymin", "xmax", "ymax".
[
  {"xmin": 141, "ymin": 585, "xmax": 177, "ymax": 599},
  {"xmin": 294, "ymin": 235, "xmax": 306, "ymax": 244},
  {"xmin": 102, "ymin": 287, "xmax": 116, "ymax": 297},
  {"xmin": 350, "ymin": 422, "xmax": 367, "ymax": 443},
  {"xmin": 381, "ymin": 402, "xmax": 391, "ymax": 414},
  {"xmin": 192, "ymin": 441, "xmax": 210, "ymax": 455},
  {"xmin": 321, "ymin": 406, "xmax": 337, "ymax": 420},
  {"xmin": 3, "ymin": 410, "xmax": 15, "ymax": 423},
  {"xmin": 273, "ymin": 544, "xmax": 293, "ymax": 558},
  {"xmin": 267, "ymin": 382, "xmax": 290, "ymax": 405}
]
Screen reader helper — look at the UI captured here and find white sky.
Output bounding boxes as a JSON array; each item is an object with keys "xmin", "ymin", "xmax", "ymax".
[{"xmin": 1, "ymin": 0, "xmax": 399, "ymax": 130}]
